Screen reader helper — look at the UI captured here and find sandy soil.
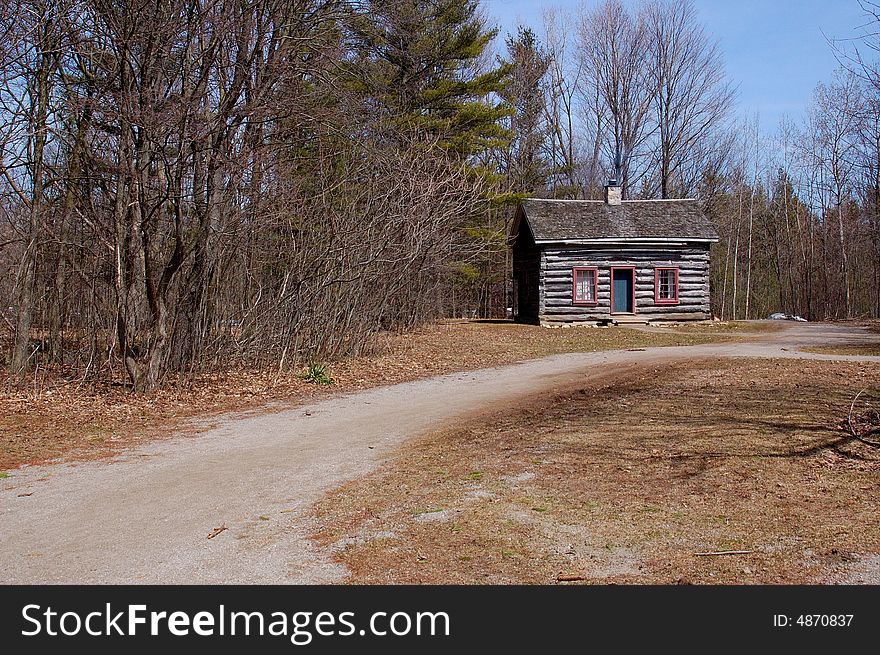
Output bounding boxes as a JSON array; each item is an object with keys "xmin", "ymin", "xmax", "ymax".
[{"xmin": 0, "ymin": 322, "xmax": 877, "ymax": 584}]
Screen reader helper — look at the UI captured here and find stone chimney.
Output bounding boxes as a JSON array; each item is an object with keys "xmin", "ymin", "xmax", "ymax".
[{"xmin": 604, "ymin": 180, "xmax": 622, "ymax": 206}]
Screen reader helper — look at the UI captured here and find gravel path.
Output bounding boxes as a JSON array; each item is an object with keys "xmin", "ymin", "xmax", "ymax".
[{"xmin": 1, "ymin": 322, "xmax": 877, "ymax": 583}]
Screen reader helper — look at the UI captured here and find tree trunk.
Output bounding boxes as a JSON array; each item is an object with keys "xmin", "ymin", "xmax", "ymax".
[{"xmin": 11, "ymin": 29, "xmax": 53, "ymax": 374}]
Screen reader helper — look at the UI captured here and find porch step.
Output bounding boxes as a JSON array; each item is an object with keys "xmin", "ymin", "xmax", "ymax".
[{"xmin": 610, "ymin": 316, "xmax": 649, "ymax": 326}]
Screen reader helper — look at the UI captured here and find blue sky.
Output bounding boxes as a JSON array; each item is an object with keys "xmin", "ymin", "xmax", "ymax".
[{"xmin": 484, "ymin": 0, "xmax": 872, "ymax": 133}]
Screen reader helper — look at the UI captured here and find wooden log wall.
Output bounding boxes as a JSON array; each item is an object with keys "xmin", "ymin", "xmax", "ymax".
[
  {"xmin": 539, "ymin": 245, "xmax": 711, "ymax": 323},
  {"xmin": 512, "ymin": 229, "xmax": 541, "ymax": 322}
]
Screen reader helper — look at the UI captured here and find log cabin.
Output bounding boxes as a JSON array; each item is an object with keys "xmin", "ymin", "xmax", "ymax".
[{"xmin": 510, "ymin": 181, "xmax": 718, "ymax": 326}]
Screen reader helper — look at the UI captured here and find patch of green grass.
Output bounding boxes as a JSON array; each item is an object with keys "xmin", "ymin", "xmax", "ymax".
[
  {"xmin": 532, "ymin": 506, "xmax": 547, "ymax": 513},
  {"xmin": 466, "ymin": 471, "xmax": 483, "ymax": 481},
  {"xmin": 259, "ymin": 515, "xmax": 270, "ymax": 521},
  {"xmin": 302, "ymin": 362, "xmax": 333, "ymax": 385},
  {"xmin": 0, "ymin": 472, "xmax": 9, "ymax": 479}
]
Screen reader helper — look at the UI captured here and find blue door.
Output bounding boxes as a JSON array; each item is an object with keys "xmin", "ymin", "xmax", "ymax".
[{"xmin": 612, "ymin": 269, "xmax": 633, "ymax": 313}]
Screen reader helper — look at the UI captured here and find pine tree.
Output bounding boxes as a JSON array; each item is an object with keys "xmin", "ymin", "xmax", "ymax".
[
  {"xmin": 347, "ymin": 0, "xmax": 510, "ymax": 160},
  {"xmin": 497, "ymin": 26, "xmax": 552, "ymax": 196}
]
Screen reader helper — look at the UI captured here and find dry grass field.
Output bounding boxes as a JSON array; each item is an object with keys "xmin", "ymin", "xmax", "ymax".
[{"xmin": 313, "ymin": 357, "xmax": 880, "ymax": 584}]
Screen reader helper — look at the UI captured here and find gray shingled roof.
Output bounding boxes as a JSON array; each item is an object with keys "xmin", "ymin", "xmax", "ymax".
[{"xmin": 518, "ymin": 198, "xmax": 718, "ymax": 242}]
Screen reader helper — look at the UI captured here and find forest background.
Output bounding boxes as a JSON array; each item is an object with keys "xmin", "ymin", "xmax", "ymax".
[{"xmin": 1, "ymin": 0, "xmax": 878, "ymax": 390}]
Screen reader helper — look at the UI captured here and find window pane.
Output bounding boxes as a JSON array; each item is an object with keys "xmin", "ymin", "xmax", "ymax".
[
  {"xmin": 658, "ymin": 269, "xmax": 676, "ymax": 300},
  {"xmin": 575, "ymin": 270, "xmax": 595, "ymax": 302}
]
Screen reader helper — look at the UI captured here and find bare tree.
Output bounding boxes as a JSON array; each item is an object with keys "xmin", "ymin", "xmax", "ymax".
[
  {"xmin": 542, "ymin": 7, "xmax": 589, "ymax": 197},
  {"xmin": 805, "ymin": 73, "xmax": 861, "ymax": 318},
  {"xmin": 2, "ymin": 1, "xmax": 62, "ymax": 374},
  {"xmin": 644, "ymin": 0, "xmax": 735, "ymax": 198},
  {"xmin": 577, "ymin": 0, "xmax": 656, "ymax": 196},
  {"xmin": 0, "ymin": 0, "xmax": 494, "ymax": 390}
]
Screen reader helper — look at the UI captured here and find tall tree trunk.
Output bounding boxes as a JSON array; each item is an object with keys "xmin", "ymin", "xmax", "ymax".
[
  {"xmin": 11, "ymin": 28, "xmax": 53, "ymax": 374},
  {"xmin": 47, "ymin": 111, "xmax": 89, "ymax": 364},
  {"xmin": 837, "ymin": 203, "xmax": 851, "ymax": 318}
]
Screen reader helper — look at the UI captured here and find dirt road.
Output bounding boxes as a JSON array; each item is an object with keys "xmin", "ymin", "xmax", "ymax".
[{"xmin": 1, "ymin": 322, "xmax": 877, "ymax": 583}]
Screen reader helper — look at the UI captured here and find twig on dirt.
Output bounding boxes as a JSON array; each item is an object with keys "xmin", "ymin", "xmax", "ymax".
[
  {"xmin": 848, "ymin": 389, "xmax": 864, "ymax": 434},
  {"xmin": 847, "ymin": 389, "xmax": 880, "ymax": 447},
  {"xmin": 207, "ymin": 523, "xmax": 227, "ymax": 539},
  {"xmin": 557, "ymin": 574, "xmax": 588, "ymax": 582},
  {"xmin": 693, "ymin": 550, "xmax": 753, "ymax": 557}
]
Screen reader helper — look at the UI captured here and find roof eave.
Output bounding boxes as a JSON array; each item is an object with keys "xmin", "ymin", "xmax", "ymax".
[{"xmin": 534, "ymin": 236, "xmax": 719, "ymax": 245}]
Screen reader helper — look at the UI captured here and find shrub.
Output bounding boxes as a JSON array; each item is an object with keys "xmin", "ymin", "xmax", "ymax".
[{"xmin": 302, "ymin": 362, "xmax": 333, "ymax": 385}]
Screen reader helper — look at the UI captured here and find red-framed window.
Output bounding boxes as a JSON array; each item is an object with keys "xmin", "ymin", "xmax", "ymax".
[
  {"xmin": 572, "ymin": 267, "xmax": 598, "ymax": 305},
  {"xmin": 655, "ymin": 267, "xmax": 679, "ymax": 304}
]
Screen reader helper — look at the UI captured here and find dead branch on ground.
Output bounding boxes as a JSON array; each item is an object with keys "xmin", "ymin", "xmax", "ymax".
[{"xmin": 847, "ymin": 389, "xmax": 880, "ymax": 447}]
